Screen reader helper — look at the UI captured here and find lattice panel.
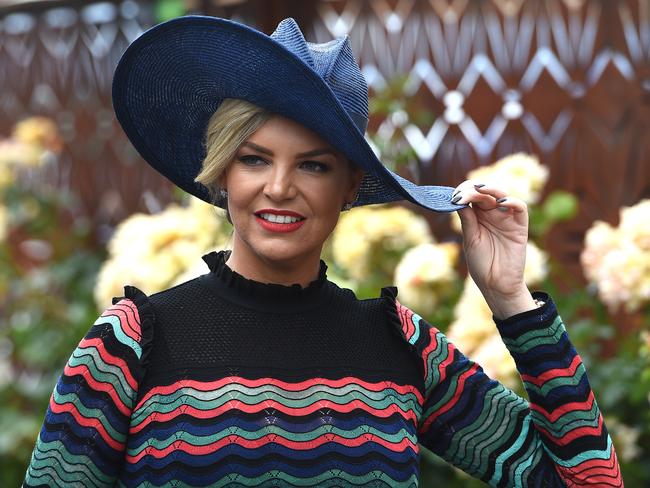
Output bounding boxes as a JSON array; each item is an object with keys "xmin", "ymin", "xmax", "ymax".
[
  {"xmin": 0, "ymin": 0, "xmax": 255, "ymax": 242},
  {"xmin": 311, "ymin": 0, "xmax": 650, "ymax": 278}
]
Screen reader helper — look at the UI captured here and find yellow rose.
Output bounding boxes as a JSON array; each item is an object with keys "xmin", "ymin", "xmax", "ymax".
[
  {"xmin": 95, "ymin": 197, "xmax": 232, "ymax": 309},
  {"xmin": 12, "ymin": 116, "xmax": 63, "ymax": 153},
  {"xmin": 394, "ymin": 242, "xmax": 459, "ymax": 316},
  {"xmin": 332, "ymin": 205, "xmax": 432, "ymax": 281},
  {"xmin": 581, "ymin": 199, "xmax": 650, "ymax": 312}
]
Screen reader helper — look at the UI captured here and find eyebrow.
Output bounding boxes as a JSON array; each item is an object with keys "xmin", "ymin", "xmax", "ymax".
[{"xmin": 242, "ymin": 142, "xmax": 338, "ymax": 158}]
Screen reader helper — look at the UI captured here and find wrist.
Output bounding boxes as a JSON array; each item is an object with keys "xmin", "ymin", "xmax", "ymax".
[{"xmin": 482, "ymin": 285, "xmax": 539, "ymax": 321}]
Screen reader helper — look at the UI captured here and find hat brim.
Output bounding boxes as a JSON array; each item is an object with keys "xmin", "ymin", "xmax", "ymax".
[{"xmin": 112, "ymin": 16, "xmax": 464, "ymax": 212}]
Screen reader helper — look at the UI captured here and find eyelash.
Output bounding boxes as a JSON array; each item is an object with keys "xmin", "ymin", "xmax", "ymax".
[{"xmin": 237, "ymin": 155, "xmax": 330, "ymax": 173}]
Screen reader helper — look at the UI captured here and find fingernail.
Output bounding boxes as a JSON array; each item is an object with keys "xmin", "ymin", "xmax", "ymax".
[
  {"xmin": 496, "ymin": 197, "xmax": 507, "ymax": 203},
  {"xmin": 452, "ymin": 194, "xmax": 462, "ymax": 204},
  {"xmin": 474, "ymin": 184, "xmax": 485, "ymax": 189},
  {"xmin": 497, "ymin": 206, "xmax": 509, "ymax": 212}
]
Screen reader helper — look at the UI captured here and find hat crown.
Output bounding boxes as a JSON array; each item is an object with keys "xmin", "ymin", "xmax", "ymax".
[{"xmin": 270, "ymin": 18, "xmax": 369, "ymax": 133}]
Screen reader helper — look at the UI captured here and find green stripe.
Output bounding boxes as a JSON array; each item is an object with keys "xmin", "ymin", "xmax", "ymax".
[
  {"xmin": 26, "ymin": 439, "xmax": 113, "ymax": 486},
  {"xmin": 132, "ymin": 386, "xmax": 419, "ymax": 426},
  {"xmin": 447, "ymin": 387, "xmax": 527, "ymax": 475},
  {"xmin": 488, "ymin": 416, "xmax": 533, "ymax": 486},
  {"xmin": 408, "ymin": 313, "xmax": 422, "ymax": 344},
  {"xmin": 502, "ymin": 316, "xmax": 564, "ymax": 353},
  {"xmin": 421, "ymin": 360, "xmax": 474, "ymax": 417},
  {"xmin": 127, "ymin": 424, "xmax": 417, "ymax": 456},
  {"xmin": 129, "ymin": 471, "xmax": 419, "ymax": 488},
  {"xmin": 51, "ymin": 390, "xmax": 127, "ymax": 443},
  {"xmin": 544, "ymin": 435, "xmax": 614, "ymax": 468},
  {"xmin": 523, "ymin": 365, "xmax": 586, "ymax": 396},
  {"xmin": 94, "ymin": 314, "xmax": 142, "ymax": 359},
  {"xmin": 422, "ymin": 331, "xmax": 450, "ymax": 391},
  {"xmin": 69, "ymin": 346, "xmax": 136, "ymax": 406},
  {"xmin": 530, "ymin": 402, "xmax": 600, "ymax": 436}
]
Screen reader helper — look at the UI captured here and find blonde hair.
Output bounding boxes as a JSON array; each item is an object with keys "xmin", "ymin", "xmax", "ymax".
[{"xmin": 194, "ymin": 98, "xmax": 272, "ymax": 204}]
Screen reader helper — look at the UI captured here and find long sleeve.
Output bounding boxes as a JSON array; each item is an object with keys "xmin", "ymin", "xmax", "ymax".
[
  {"xmin": 381, "ymin": 287, "xmax": 623, "ymax": 488},
  {"xmin": 23, "ymin": 286, "xmax": 153, "ymax": 488}
]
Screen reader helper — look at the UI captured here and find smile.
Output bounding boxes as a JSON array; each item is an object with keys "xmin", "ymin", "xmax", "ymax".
[{"xmin": 257, "ymin": 213, "xmax": 304, "ymax": 224}]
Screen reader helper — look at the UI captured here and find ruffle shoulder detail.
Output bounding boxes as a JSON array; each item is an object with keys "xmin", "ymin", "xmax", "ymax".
[
  {"xmin": 111, "ymin": 285, "xmax": 155, "ymax": 369},
  {"xmin": 380, "ymin": 286, "xmax": 421, "ymax": 356}
]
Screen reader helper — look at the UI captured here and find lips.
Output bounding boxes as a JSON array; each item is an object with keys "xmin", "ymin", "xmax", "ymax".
[{"xmin": 254, "ymin": 209, "xmax": 306, "ymax": 233}]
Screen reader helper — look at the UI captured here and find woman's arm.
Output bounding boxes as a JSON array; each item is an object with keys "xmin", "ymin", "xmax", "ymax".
[
  {"xmin": 385, "ymin": 287, "xmax": 621, "ymax": 486},
  {"xmin": 23, "ymin": 286, "xmax": 152, "ymax": 488},
  {"xmin": 405, "ymin": 179, "xmax": 622, "ymax": 485}
]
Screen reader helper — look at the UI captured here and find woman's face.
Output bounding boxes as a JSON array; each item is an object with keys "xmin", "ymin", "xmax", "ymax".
[{"xmin": 219, "ymin": 115, "xmax": 364, "ymax": 271}]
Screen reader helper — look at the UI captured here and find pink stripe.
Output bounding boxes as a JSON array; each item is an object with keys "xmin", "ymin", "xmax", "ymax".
[
  {"xmin": 421, "ymin": 329, "xmax": 454, "ymax": 387},
  {"xmin": 126, "ymin": 432, "xmax": 417, "ymax": 464},
  {"xmin": 556, "ymin": 449, "xmax": 623, "ymax": 487},
  {"xmin": 63, "ymin": 364, "xmax": 131, "ymax": 416},
  {"xmin": 79, "ymin": 337, "xmax": 138, "ymax": 390},
  {"xmin": 534, "ymin": 414, "xmax": 603, "ymax": 445},
  {"xmin": 529, "ymin": 391, "xmax": 595, "ymax": 423},
  {"xmin": 102, "ymin": 300, "xmax": 141, "ymax": 341},
  {"xmin": 136, "ymin": 376, "xmax": 423, "ymax": 411},
  {"xmin": 49, "ymin": 400, "xmax": 124, "ymax": 451},
  {"xmin": 130, "ymin": 398, "xmax": 418, "ymax": 434},
  {"xmin": 521, "ymin": 355, "xmax": 582, "ymax": 387},
  {"xmin": 396, "ymin": 300, "xmax": 416, "ymax": 341},
  {"xmin": 419, "ymin": 363, "xmax": 481, "ymax": 432}
]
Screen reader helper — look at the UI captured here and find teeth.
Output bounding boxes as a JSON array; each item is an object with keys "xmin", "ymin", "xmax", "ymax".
[{"xmin": 259, "ymin": 213, "xmax": 302, "ymax": 224}]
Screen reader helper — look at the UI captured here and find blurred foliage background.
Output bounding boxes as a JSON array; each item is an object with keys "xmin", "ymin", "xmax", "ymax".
[{"xmin": 2, "ymin": 0, "xmax": 650, "ymax": 486}]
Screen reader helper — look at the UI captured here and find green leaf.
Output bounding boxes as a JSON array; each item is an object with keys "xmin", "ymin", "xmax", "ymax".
[
  {"xmin": 155, "ymin": 0, "xmax": 186, "ymax": 23},
  {"xmin": 542, "ymin": 190, "xmax": 578, "ymax": 222}
]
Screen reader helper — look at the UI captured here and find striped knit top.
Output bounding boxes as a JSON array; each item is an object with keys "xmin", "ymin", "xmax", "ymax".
[{"xmin": 24, "ymin": 249, "xmax": 622, "ymax": 487}]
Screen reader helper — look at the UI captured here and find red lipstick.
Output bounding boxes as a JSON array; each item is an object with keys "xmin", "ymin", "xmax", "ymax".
[{"xmin": 255, "ymin": 209, "xmax": 306, "ymax": 233}]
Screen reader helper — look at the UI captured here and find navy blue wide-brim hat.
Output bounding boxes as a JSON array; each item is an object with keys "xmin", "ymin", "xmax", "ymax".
[{"xmin": 112, "ymin": 15, "xmax": 465, "ymax": 213}]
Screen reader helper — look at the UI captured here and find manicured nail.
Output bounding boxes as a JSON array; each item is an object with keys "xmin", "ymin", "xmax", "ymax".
[
  {"xmin": 496, "ymin": 197, "xmax": 507, "ymax": 203},
  {"xmin": 474, "ymin": 183, "xmax": 485, "ymax": 189},
  {"xmin": 452, "ymin": 194, "xmax": 462, "ymax": 204},
  {"xmin": 497, "ymin": 206, "xmax": 509, "ymax": 212}
]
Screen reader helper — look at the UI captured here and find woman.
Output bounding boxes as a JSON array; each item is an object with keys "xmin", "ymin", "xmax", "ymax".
[{"xmin": 24, "ymin": 15, "xmax": 622, "ymax": 487}]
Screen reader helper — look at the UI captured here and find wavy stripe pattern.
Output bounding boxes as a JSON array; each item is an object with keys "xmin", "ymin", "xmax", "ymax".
[
  {"xmin": 24, "ymin": 298, "xmax": 144, "ymax": 487},
  {"xmin": 24, "ymin": 287, "xmax": 623, "ymax": 487},
  {"xmin": 393, "ymin": 292, "xmax": 623, "ymax": 487}
]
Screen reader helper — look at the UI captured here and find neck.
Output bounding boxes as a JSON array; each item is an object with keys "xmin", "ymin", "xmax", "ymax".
[{"xmin": 225, "ymin": 238, "xmax": 323, "ymax": 288}]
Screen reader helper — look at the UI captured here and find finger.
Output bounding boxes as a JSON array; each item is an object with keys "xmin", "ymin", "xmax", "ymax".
[
  {"xmin": 451, "ymin": 179, "xmax": 484, "ymax": 199},
  {"xmin": 493, "ymin": 196, "xmax": 526, "ymax": 213},
  {"xmin": 452, "ymin": 187, "xmax": 501, "ymax": 210},
  {"xmin": 473, "ymin": 184, "xmax": 508, "ymax": 200},
  {"xmin": 457, "ymin": 205, "xmax": 478, "ymax": 236},
  {"xmin": 493, "ymin": 196, "xmax": 528, "ymax": 226}
]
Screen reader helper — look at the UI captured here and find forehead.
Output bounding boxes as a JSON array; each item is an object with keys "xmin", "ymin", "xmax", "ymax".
[{"xmin": 246, "ymin": 115, "xmax": 339, "ymax": 153}]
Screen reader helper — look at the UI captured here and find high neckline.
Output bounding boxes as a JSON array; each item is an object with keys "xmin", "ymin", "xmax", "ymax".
[{"xmin": 199, "ymin": 249, "xmax": 334, "ymax": 312}]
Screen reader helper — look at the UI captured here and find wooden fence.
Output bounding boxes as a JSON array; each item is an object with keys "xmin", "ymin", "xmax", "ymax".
[{"xmin": 2, "ymin": 0, "xmax": 649, "ymax": 281}]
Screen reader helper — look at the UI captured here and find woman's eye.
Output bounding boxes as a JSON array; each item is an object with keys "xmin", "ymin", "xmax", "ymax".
[
  {"xmin": 238, "ymin": 155, "xmax": 266, "ymax": 166},
  {"xmin": 301, "ymin": 160, "xmax": 329, "ymax": 173}
]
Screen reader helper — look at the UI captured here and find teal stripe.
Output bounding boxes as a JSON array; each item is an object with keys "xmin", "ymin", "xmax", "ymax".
[
  {"xmin": 523, "ymin": 366, "xmax": 586, "ymax": 396},
  {"xmin": 408, "ymin": 313, "xmax": 422, "ymax": 344},
  {"xmin": 94, "ymin": 314, "xmax": 142, "ymax": 359},
  {"xmin": 543, "ymin": 435, "xmax": 614, "ymax": 468},
  {"xmin": 489, "ymin": 416, "xmax": 532, "ymax": 486},
  {"xmin": 503, "ymin": 316, "xmax": 564, "ymax": 353},
  {"xmin": 512, "ymin": 438, "xmax": 543, "ymax": 486}
]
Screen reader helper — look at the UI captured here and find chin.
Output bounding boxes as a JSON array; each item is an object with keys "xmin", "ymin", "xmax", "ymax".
[{"xmin": 254, "ymin": 244, "xmax": 316, "ymax": 265}]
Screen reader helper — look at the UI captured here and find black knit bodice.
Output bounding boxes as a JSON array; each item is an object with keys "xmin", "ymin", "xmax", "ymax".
[{"xmin": 141, "ymin": 250, "xmax": 422, "ymax": 394}]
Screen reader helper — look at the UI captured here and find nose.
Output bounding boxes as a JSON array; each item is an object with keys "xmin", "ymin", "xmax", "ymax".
[{"xmin": 263, "ymin": 163, "xmax": 298, "ymax": 202}]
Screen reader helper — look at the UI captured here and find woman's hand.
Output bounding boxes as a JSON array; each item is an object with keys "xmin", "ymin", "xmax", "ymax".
[{"xmin": 452, "ymin": 180, "xmax": 537, "ymax": 319}]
